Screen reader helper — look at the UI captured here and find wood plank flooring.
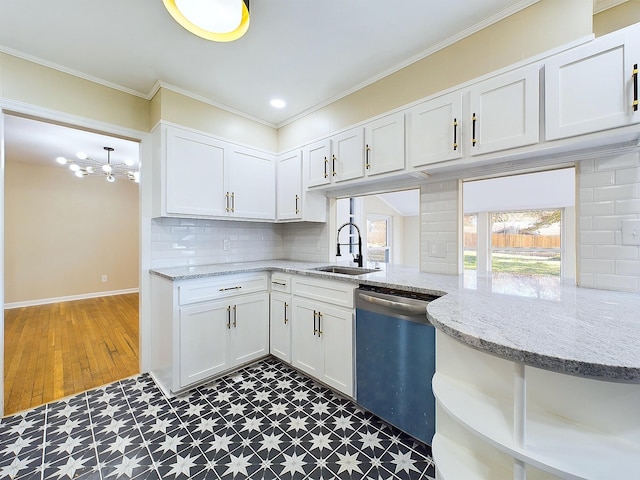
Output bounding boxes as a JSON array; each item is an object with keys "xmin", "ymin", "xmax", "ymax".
[{"xmin": 4, "ymin": 293, "xmax": 139, "ymax": 415}]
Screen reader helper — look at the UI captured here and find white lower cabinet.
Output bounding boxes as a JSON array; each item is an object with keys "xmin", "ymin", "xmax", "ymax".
[
  {"xmin": 290, "ymin": 276, "xmax": 355, "ymax": 397},
  {"xmin": 179, "ymin": 292, "xmax": 268, "ymax": 389},
  {"xmin": 270, "ymin": 292, "xmax": 291, "ymax": 363},
  {"xmin": 150, "ymin": 273, "xmax": 269, "ymax": 394}
]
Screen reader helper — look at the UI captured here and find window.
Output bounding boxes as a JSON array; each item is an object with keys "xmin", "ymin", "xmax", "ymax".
[
  {"xmin": 490, "ymin": 210, "xmax": 562, "ymax": 276},
  {"xmin": 463, "ymin": 214, "xmax": 478, "ymax": 270},
  {"xmin": 367, "ymin": 215, "xmax": 391, "ymax": 263},
  {"xmin": 462, "ymin": 168, "xmax": 575, "ymax": 280}
]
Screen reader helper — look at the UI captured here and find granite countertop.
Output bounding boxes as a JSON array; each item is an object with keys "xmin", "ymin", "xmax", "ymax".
[{"xmin": 150, "ymin": 261, "xmax": 640, "ymax": 383}]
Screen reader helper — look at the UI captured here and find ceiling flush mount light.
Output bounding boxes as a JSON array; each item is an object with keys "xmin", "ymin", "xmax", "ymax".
[
  {"xmin": 163, "ymin": 0, "xmax": 250, "ymax": 42},
  {"xmin": 55, "ymin": 146, "xmax": 139, "ymax": 184},
  {"xmin": 270, "ymin": 99, "xmax": 286, "ymax": 109}
]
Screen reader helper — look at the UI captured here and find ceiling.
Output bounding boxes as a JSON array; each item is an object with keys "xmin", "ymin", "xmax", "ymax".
[
  {"xmin": 4, "ymin": 114, "xmax": 139, "ymax": 169},
  {"xmin": 0, "ymin": 0, "xmax": 542, "ymax": 127}
]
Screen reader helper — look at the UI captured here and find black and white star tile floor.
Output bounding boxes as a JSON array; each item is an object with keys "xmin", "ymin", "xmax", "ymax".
[{"xmin": 0, "ymin": 358, "xmax": 436, "ymax": 479}]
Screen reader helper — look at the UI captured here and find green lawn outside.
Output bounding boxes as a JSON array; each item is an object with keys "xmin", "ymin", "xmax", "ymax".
[{"xmin": 464, "ymin": 251, "xmax": 561, "ymax": 276}]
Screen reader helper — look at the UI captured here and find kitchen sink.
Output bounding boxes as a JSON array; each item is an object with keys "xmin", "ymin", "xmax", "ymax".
[{"xmin": 311, "ymin": 265, "xmax": 379, "ymax": 275}]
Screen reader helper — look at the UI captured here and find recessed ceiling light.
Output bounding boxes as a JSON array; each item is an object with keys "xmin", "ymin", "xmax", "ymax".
[{"xmin": 270, "ymin": 99, "xmax": 286, "ymax": 109}]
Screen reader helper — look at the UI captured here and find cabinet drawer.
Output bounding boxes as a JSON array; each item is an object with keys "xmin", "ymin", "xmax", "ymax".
[
  {"xmin": 270, "ymin": 273, "xmax": 291, "ymax": 293},
  {"xmin": 178, "ymin": 273, "xmax": 268, "ymax": 306},
  {"xmin": 292, "ymin": 276, "xmax": 356, "ymax": 308}
]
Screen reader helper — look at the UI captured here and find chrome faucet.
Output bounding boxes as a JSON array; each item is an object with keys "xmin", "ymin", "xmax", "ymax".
[{"xmin": 336, "ymin": 222, "xmax": 363, "ymax": 267}]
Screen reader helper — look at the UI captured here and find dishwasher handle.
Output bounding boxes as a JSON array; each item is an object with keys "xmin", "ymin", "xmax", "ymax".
[{"xmin": 357, "ymin": 291, "xmax": 428, "ymax": 315}]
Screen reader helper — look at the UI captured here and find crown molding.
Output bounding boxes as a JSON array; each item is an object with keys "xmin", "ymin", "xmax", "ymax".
[
  {"xmin": 275, "ymin": 0, "xmax": 540, "ymax": 128},
  {"xmin": 593, "ymin": 0, "xmax": 629, "ymax": 15}
]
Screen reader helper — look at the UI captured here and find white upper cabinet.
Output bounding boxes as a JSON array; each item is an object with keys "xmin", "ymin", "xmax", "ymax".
[
  {"xmin": 276, "ymin": 150, "xmax": 302, "ymax": 220},
  {"xmin": 332, "ymin": 127, "xmax": 365, "ymax": 182},
  {"xmin": 467, "ymin": 63, "xmax": 540, "ymax": 155},
  {"xmin": 364, "ymin": 111, "xmax": 406, "ymax": 176},
  {"xmin": 306, "ymin": 139, "xmax": 332, "ymax": 188},
  {"xmin": 154, "ymin": 124, "xmax": 276, "ymax": 221},
  {"xmin": 277, "ymin": 150, "xmax": 327, "ymax": 222},
  {"xmin": 305, "ymin": 112, "xmax": 405, "ymax": 188},
  {"xmin": 545, "ymin": 25, "xmax": 640, "ymax": 140},
  {"xmin": 407, "ymin": 91, "xmax": 463, "ymax": 168},
  {"xmin": 227, "ymin": 145, "xmax": 275, "ymax": 220},
  {"xmin": 165, "ymin": 127, "xmax": 227, "ymax": 217}
]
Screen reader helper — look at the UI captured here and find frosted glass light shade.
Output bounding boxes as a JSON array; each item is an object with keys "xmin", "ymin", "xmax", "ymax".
[
  {"xmin": 163, "ymin": 0, "xmax": 249, "ymax": 42},
  {"xmin": 102, "ymin": 164, "xmax": 113, "ymax": 173}
]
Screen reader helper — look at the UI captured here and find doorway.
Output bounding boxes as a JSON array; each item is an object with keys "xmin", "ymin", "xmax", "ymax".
[{"xmin": 3, "ymin": 114, "xmax": 141, "ymax": 415}]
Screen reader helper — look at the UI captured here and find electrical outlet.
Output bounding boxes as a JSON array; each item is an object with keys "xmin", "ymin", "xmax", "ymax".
[
  {"xmin": 622, "ymin": 220, "xmax": 640, "ymax": 246},
  {"xmin": 223, "ymin": 238, "xmax": 231, "ymax": 251},
  {"xmin": 101, "ymin": 275, "xmax": 108, "ymax": 282}
]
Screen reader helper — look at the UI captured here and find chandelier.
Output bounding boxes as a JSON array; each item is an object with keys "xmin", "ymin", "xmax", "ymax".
[
  {"xmin": 163, "ymin": 0, "xmax": 250, "ymax": 42},
  {"xmin": 56, "ymin": 146, "xmax": 139, "ymax": 183}
]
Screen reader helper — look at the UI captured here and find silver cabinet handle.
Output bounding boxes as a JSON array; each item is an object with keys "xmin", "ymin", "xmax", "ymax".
[
  {"xmin": 317, "ymin": 312, "xmax": 323, "ymax": 337},
  {"xmin": 219, "ymin": 286, "xmax": 242, "ymax": 292},
  {"xmin": 272, "ymin": 281, "xmax": 286, "ymax": 287},
  {"xmin": 284, "ymin": 302, "xmax": 288, "ymax": 324},
  {"xmin": 226, "ymin": 306, "xmax": 231, "ymax": 329}
]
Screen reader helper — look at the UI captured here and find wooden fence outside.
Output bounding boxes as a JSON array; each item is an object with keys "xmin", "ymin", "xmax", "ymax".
[{"xmin": 464, "ymin": 232, "xmax": 561, "ymax": 249}]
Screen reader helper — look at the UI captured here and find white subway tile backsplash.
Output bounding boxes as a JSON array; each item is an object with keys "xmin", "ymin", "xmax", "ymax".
[
  {"xmin": 580, "ymin": 245, "xmax": 594, "ymax": 259},
  {"xmin": 577, "ymin": 152, "xmax": 640, "ymax": 293},
  {"xmin": 615, "ymin": 260, "xmax": 640, "ymax": 276},
  {"xmin": 594, "ymin": 273, "xmax": 639, "ymax": 292},
  {"xmin": 580, "ymin": 259, "xmax": 615, "ymax": 275},
  {"xmin": 594, "ymin": 245, "xmax": 639, "ymax": 261},
  {"xmin": 578, "ymin": 187, "xmax": 594, "ymax": 202},
  {"xmin": 615, "ymin": 167, "xmax": 640, "ymax": 185},
  {"xmin": 615, "ymin": 198, "xmax": 640, "ymax": 215},
  {"xmin": 594, "ymin": 152, "xmax": 640, "ymax": 171},
  {"xmin": 579, "ymin": 231, "xmax": 616, "ymax": 245},
  {"xmin": 593, "ymin": 184, "xmax": 638, "ymax": 201},
  {"xmin": 579, "ymin": 201, "xmax": 615, "ymax": 216},
  {"xmin": 579, "ymin": 159, "xmax": 595, "ymax": 173},
  {"xmin": 579, "ymin": 171, "xmax": 615, "ymax": 188}
]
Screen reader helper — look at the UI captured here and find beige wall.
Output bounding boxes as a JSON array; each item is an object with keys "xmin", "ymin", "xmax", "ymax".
[
  {"xmin": 403, "ymin": 216, "xmax": 420, "ymax": 268},
  {"xmin": 152, "ymin": 88, "xmax": 278, "ymax": 152},
  {"xmin": 5, "ymin": 160, "xmax": 139, "ymax": 303},
  {"xmin": 594, "ymin": 0, "xmax": 640, "ymax": 36},
  {"xmin": 0, "ymin": 53, "xmax": 150, "ymax": 132},
  {"xmin": 277, "ymin": 0, "xmax": 593, "ymax": 151}
]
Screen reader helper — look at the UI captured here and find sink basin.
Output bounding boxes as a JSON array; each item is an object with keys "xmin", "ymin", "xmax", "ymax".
[{"xmin": 311, "ymin": 266, "xmax": 379, "ymax": 275}]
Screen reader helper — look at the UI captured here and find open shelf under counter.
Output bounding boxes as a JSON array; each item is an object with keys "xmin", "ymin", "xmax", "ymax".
[{"xmin": 434, "ymin": 330, "xmax": 640, "ymax": 480}]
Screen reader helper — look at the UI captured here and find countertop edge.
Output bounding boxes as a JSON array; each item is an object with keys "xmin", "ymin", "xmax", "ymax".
[{"xmin": 149, "ymin": 262, "xmax": 640, "ymax": 384}]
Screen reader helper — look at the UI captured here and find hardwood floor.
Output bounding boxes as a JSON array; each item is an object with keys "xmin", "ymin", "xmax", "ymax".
[{"xmin": 4, "ymin": 293, "xmax": 139, "ymax": 415}]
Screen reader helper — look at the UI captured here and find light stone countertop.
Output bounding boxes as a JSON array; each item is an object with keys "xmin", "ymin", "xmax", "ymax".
[{"xmin": 150, "ymin": 261, "xmax": 640, "ymax": 383}]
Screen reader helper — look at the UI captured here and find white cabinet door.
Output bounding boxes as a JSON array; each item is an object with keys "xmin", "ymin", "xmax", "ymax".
[
  {"xmin": 270, "ymin": 292, "xmax": 291, "ymax": 363},
  {"xmin": 316, "ymin": 304, "xmax": 353, "ymax": 396},
  {"xmin": 332, "ymin": 127, "xmax": 365, "ymax": 183},
  {"xmin": 276, "ymin": 150, "xmax": 302, "ymax": 220},
  {"xmin": 291, "ymin": 298, "xmax": 322, "ymax": 378},
  {"xmin": 407, "ymin": 91, "xmax": 463, "ymax": 167},
  {"xmin": 305, "ymin": 139, "xmax": 332, "ymax": 188},
  {"xmin": 166, "ymin": 127, "xmax": 227, "ymax": 216},
  {"xmin": 231, "ymin": 293, "xmax": 269, "ymax": 365},
  {"xmin": 545, "ymin": 26, "xmax": 640, "ymax": 140},
  {"xmin": 179, "ymin": 300, "xmax": 230, "ymax": 388},
  {"xmin": 364, "ymin": 111, "xmax": 405, "ymax": 176},
  {"xmin": 228, "ymin": 146, "xmax": 275, "ymax": 220},
  {"xmin": 468, "ymin": 64, "xmax": 539, "ymax": 156}
]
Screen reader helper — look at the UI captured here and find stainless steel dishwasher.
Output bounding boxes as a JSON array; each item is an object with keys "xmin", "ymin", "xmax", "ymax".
[{"xmin": 355, "ymin": 284, "xmax": 439, "ymax": 445}]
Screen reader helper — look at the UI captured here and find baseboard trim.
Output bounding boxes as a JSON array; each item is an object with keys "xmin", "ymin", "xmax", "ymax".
[{"xmin": 4, "ymin": 288, "xmax": 140, "ymax": 310}]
